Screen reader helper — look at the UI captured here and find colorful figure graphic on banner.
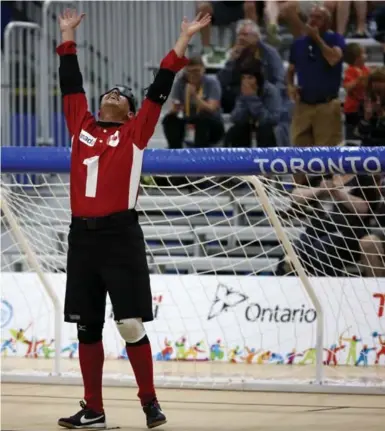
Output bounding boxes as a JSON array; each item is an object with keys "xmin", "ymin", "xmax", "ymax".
[
  {"xmin": 210, "ymin": 339, "xmax": 224, "ymax": 360},
  {"xmin": 324, "ymin": 342, "xmax": 345, "ymax": 366},
  {"xmin": 175, "ymin": 337, "xmax": 186, "ymax": 360},
  {"xmin": 269, "ymin": 352, "xmax": 284, "ymax": 364},
  {"xmin": 1, "ymin": 338, "xmax": 16, "ymax": 356},
  {"xmin": 61, "ymin": 340, "xmax": 78, "ymax": 358},
  {"xmin": 286, "ymin": 349, "xmax": 303, "ymax": 365},
  {"xmin": 155, "ymin": 338, "xmax": 173, "ymax": 361},
  {"xmin": 9, "ymin": 323, "xmax": 32, "ymax": 346},
  {"xmin": 299, "ymin": 348, "xmax": 316, "ymax": 365},
  {"xmin": 355, "ymin": 344, "xmax": 376, "ymax": 366},
  {"xmin": 241, "ymin": 347, "xmax": 260, "ymax": 364},
  {"xmin": 184, "ymin": 341, "xmax": 205, "ymax": 360},
  {"xmin": 39, "ymin": 339, "xmax": 55, "ymax": 359},
  {"xmin": 341, "ymin": 330, "xmax": 361, "ymax": 365},
  {"xmin": 24, "ymin": 337, "xmax": 45, "ymax": 358},
  {"xmin": 228, "ymin": 346, "xmax": 242, "ymax": 363},
  {"xmin": 373, "ymin": 332, "xmax": 385, "ymax": 365},
  {"xmin": 256, "ymin": 350, "xmax": 271, "ymax": 365}
]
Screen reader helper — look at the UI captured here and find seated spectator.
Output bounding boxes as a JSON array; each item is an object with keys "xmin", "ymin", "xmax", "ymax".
[
  {"xmin": 343, "ymin": 42, "xmax": 370, "ymax": 139},
  {"xmin": 356, "ymin": 67, "xmax": 385, "ymax": 146},
  {"xmin": 287, "ymin": 5, "xmax": 345, "ymax": 182},
  {"xmin": 217, "ymin": 19, "xmax": 287, "ymax": 114},
  {"xmin": 225, "ymin": 59, "xmax": 280, "ymax": 148},
  {"xmin": 336, "ymin": 0, "xmax": 369, "ymax": 37},
  {"xmin": 162, "ymin": 56, "xmax": 224, "ymax": 149},
  {"xmin": 196, "ymin": 1, "xmax": 261, "ymax": 61},
  {"xmin": 279, "ymin": 173, "xmax": 383, "ymax": 277}
]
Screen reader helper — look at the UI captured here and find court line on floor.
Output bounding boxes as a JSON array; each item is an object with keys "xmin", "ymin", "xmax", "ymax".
[{"xmin": 2, "ymin": 393, "xmax": 384, "ymax": 410}]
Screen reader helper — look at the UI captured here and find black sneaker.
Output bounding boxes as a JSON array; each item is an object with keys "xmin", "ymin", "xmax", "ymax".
[
  {"xmin": 143, "ymin": 399, "xmax": 167, "ymax": 429},
  {"xmin": 58, "ymin": 400, "xmax": 106, "ymax": 429}
]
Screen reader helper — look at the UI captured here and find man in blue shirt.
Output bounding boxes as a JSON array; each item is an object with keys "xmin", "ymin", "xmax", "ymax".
[{"xmin": 287, "ymin": 5, "xmax": 345, "ymax": 152}]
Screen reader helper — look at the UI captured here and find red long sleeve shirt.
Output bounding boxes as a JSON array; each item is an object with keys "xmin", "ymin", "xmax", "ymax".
[{"xmin": 56, "ymin": 41, "xmax": 188, "ymax": 217}]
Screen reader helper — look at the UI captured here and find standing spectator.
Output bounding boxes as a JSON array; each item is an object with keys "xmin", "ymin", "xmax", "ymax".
[
  {"xmin": 217, "ymin": 19, "xmax": 287, "ymax": 113},
  {"xmin": 343, "ymin": 42, "xmax": 370, "ymax": 139},
  {"xmin": 264, "ymin": 0, "xmax": 336, "ymax": 45},
  {"xmin": 225, "ymin": 59, "xmax": 280, "ymax": 148},
  {"xmin": 162, "ymin": 56, "xmax": 224, "ymax": 149},
  {"xmin": 356, "ymin": 67, "xmax": 385, "ymax": 147},
  {"xmin": 287, "ymin": 5, "xmax": 345, "ymax": 149},
  {"xmin": 336, "ymin": 1, "xmax": 369, "ymax": 37},
  {"xmin": 196, "ymin": 1, "xmax": 262, "ymax": 60}
]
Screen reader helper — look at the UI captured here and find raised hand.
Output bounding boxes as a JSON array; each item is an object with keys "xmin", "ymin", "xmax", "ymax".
[
  {"xmin": 180, "ymin": 12, "xmax": 211, "ymax": 38},
  {"xmin": 59, "ymin": 9, "xmax": 85, "ymax": 32}
]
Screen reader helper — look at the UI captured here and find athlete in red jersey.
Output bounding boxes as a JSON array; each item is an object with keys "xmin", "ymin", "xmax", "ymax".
[{"xmin": 56, "ymin": 9, "xmax": 211, "ymax": 430}]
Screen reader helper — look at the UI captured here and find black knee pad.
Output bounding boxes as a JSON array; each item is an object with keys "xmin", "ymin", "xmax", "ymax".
[{"xmin": 77, "ymin": 322, "xmax": 104, "ymax": 344}]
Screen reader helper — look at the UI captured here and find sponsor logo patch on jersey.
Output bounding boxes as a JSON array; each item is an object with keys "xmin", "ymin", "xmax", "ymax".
[{"xmin": 79, "ymin": 129, "xmax": 97, "ymax": 147}]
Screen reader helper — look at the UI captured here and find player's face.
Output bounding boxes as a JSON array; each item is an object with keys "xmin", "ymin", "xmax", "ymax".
[{"xmin": 100, "ymin": 89, "xmax": 130, "ymax": 119}]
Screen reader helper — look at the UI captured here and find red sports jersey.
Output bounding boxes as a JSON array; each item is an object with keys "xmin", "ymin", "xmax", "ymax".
[{"xmin": 57, "ymin": 42, "xmax": 187, "ymax": 217}]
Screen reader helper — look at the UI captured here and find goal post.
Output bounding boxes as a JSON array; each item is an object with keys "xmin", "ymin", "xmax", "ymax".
[{"xmin": 1, "ymin": 146, "xmax": 384, "ymax": 395}]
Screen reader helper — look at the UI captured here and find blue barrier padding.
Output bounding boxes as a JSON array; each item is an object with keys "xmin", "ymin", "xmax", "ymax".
[{"xmin": 2, "ymin": 146, "xmax": 385, "ymax": 175}]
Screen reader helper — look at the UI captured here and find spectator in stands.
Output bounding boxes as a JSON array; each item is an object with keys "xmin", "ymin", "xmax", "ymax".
[
  {"xmin": 224, "ymin": 59, "xmax": 280, "ymax": 148},
  {"xmin": 343, "ymin": 42, "xmax": 370, "ymax": 140},
  {"xmin": 196, "ymin": 1, "xmax": 262, "ymax": 61},
  {"xmin": 359, "ymin": 204, "xmax": 385, "ymax": 277},
  {"xmin": 264, "ymin": 0, "xmax": 337, "ymax": 45},
  {"xmin": 287, "ymin": 5, "xmax": 345, "ymax": 159},
  {"xmin": 336, "ymin": 0, "xmax": 369, "ymax": 37},
  {"xmin": 162, "ymin": 56, "xmax": 224, "ymax": 149},
  {"xmin": 356, "ymin": 67, "xmax": 385, "ymax": 147},
  {"xmin": 280, "ymin": 173, "xmax": 383, "ymax": 277},
  {"xmin": 217, "ymin": 19, "xmax": 287, "ymax": 114}
]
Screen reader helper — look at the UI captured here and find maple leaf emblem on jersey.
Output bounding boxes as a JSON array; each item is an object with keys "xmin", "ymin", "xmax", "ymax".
[{"xmin": 207, "ymin": 283, "xmax": 248, "ymax": 320}]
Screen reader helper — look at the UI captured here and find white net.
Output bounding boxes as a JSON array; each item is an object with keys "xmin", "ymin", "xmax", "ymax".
[{"xmin": 1, "ymin": 172, "xmax": 385, "ymax": 391}]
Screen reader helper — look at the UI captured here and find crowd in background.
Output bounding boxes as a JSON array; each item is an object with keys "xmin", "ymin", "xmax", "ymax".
[
  {"xmin": 162, "ymin": 0, "xmax": 385, "ymax": 278},
  {"xmin": 162, "ymin": 0, "xmax": 385, "ymax": 152}
]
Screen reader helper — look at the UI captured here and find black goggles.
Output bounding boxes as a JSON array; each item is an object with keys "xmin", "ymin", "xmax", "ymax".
[{"xmin": 99, "ymin": 85, "xmax": 137, "ymax": 113}]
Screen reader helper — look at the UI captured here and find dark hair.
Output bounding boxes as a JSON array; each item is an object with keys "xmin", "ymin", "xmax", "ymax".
[
  {"xmin": 239, "ymin": 58, "xmax": 265, "ymax": 96},
  {"xmin": 344, "ymin": 42, "xmax": 363, "ymax": 65},
  {"xmin": 366, "ymin": 67, "xmax": 385, "ymax": 101},
  {"xmin": 187, "ymin": 56, "xmax": 204, "ymax": 67}
]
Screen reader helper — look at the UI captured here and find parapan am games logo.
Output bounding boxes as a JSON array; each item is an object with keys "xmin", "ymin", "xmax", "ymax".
[{"xmin": 0, "ymin": 299, "xmax": 13, "ymax": 328}]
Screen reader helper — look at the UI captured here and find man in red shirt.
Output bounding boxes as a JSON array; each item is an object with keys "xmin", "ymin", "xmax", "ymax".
[{"xmin": 56, "ymin": 9, "xmax": 210, "ymax": 430}]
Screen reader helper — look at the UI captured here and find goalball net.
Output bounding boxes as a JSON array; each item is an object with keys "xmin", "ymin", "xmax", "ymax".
[{"xmin": 1, "ymin": 146, "xmax": 385, "ymax": 394}]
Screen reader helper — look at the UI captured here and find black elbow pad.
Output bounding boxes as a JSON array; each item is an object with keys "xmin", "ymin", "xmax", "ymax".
[{"xmin": 145, "ymin": 69, "xmax": 175, "ymax": 104}]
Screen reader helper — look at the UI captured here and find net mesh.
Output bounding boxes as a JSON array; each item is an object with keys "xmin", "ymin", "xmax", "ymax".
[{"xmin": 1, "ymin": 172, "xmax": 384, "ymax": 388}]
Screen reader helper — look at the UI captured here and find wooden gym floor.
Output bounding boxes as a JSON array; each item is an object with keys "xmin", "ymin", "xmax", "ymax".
[{"xmin": 2, "ymin": 382, "xmax": 385, "ymax": 431}]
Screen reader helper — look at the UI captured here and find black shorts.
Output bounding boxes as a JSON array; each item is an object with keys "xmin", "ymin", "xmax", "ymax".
[
  {"xmin": 64, "ymin": 210, "xmax": 153, "ymax": 325},
  {"xmin": 211, "ymin": 1, "xmax": 264, "ymax": 26}
]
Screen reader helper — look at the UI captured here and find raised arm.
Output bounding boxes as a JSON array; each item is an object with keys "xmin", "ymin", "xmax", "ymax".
[
  {"xmin": 132, "ymin": 13, "xmax": 211, "ymax": 149},
  {"xmin": 56, "ymin": 9, "xmax": 92, "ymax": 137}
]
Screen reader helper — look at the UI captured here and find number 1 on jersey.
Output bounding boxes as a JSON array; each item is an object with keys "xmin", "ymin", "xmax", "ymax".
[{"xmin": 83, "ymin": 156, "xmax": 100, "ymax": 198}]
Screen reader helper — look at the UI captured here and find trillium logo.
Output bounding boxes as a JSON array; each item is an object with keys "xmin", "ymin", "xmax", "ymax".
[{"xmin": 207, "ymin": 283, "xmax": 248, "ymax": 320}]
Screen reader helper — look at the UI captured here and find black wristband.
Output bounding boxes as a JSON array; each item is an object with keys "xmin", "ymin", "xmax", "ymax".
[
  {"xmin": 59, "ymin": 54, "xmax": 85, "ymax": 96},
  {"xmin": 146, "ymin": 69, "xmax": 175, "ymax": 104}
]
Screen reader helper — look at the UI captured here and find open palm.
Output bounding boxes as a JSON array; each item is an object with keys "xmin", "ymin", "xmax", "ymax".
[
  {"xmin": 59, "ymin": 9, "xmax": 85, "ymax": 32},
  {"xmin": 181, "ymin": 12, "xmax": 211, "ymax": 38}
]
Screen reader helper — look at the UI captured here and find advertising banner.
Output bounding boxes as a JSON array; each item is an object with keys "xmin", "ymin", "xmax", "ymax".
[{"xmin": 1, "ymin": 273, "xmax": 384, "ymax": 366}]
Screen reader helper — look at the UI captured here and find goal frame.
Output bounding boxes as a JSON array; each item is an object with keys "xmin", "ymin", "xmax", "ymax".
[{"xmin": 1, "ymin": 145, "xmax": 385, "ymax": 395}]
